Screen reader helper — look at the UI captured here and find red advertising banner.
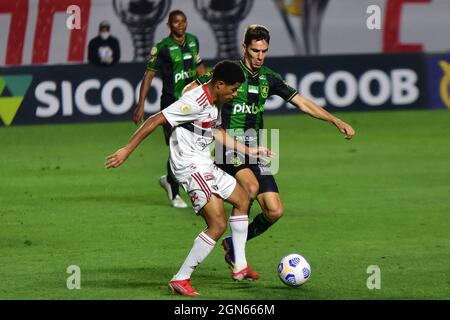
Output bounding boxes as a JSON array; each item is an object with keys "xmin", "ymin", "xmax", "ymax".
[{"xmin": 0, "ymin": 0, "xmax": 450, "ymax": 66}]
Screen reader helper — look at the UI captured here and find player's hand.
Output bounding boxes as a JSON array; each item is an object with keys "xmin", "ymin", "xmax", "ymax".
[
  {"xmin": 248, "ymin": 146, "xmax": 275, "ymax": 162},
  {"xmin": 105, "ymin": 147, "xmax": 130, "ymax": 169},
  {"xmin": 132, "ymin": 104, "xmax": 145, "ymax": 125},
  {"xmin": 334, "ymin": 119, "xmax": 355, "ymax": 140}
]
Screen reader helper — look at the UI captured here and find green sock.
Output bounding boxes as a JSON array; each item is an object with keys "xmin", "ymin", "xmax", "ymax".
[{"xmin": 247, "ymin": 212, "xmax": 274, "ymax": 241}]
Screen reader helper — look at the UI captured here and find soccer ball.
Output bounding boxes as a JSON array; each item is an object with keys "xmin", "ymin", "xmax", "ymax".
[{"xmin": 278, "ymin": 253, "xmax": 311, "ymax": 287}]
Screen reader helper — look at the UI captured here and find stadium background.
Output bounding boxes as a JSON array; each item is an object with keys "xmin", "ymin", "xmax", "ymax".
[{"xmin": 1, "ymin": 0, "xmax": 449, "ymax": 301}]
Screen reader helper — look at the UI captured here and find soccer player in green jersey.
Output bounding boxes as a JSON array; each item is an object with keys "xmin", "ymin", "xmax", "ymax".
[
  {"xmin": 188, "ymin": 24, "xmax": 355, "ymax": 273},
  {"xmin": 133, "ymin": 10, "xmax": 207, "ymax": 208}
]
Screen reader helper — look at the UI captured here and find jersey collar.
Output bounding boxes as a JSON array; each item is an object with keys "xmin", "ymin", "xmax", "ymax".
[
  {"xmin": 201, "ymin": 84, "xmax": 213, "ymax": 105},
  {"xmin": 239, "ymin": 59, "xmax": 259, "ymax": 77},
  {"xmin": 169, "ymin": 34, "xmax": 186, "ymax": 47}
]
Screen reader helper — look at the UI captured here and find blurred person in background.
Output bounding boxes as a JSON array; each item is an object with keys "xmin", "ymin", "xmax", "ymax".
[{"xmin": 88, "ymin": 21, "xmax": 121, "ymax": 66}]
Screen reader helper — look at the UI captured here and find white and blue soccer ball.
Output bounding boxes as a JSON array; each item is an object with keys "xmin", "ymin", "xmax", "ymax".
[{"xmin": 278, "ymin": 253, "xmax": 311, "ymax": 287}]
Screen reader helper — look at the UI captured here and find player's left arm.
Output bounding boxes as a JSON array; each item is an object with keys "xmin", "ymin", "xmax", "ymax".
[
  {"xmin": 269, "ymin": 71, "xmax": 355, "ymax": 140},
  {"xmin": 196, "ymin": 62, "xmax": 206, "ymax": 76},
  {"xmin": 213, "ymin": 126, "xmax": 272, "ymax": 159},
  {"xmin": 290, "ymin": 94, "xmax": 355, "ymax": 140},
  {"xmin": 105, "ymin": 112, "xmax": 167, "ymax": 168},
  {"xmin": 194, "ymin": 36, "xmax": 206, "ymax": 76}
]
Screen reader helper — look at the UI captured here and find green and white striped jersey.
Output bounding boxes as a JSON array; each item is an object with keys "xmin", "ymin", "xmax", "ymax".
[{"xmin": 196, "ymin": 60, "xmax": 297, "ymax": 146}]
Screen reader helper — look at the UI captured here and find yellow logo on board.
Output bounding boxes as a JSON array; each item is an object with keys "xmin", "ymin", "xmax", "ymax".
[{"xmin": 439, "ymin": 60, "xmax": 450, "ymax": 109}]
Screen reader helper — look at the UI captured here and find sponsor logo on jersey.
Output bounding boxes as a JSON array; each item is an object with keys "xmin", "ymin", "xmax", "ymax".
[
  {"xmin": 203, "ymin": 173, "xmax": 214, "ymax": 181},
  {"xmin": 169, "ymin": 46, "xmax": 178, "ymax": 51},
  {"xmin": 195, "ymin": 137, "xmax": 209, "ymax": 151},
  {"xmin": 261, "ymin": 85, "xmax": 269, "ymax": 98},
  {"xmin": 190, "ymin": 191, "xmax": 199, "ymax": 204},
  {"xmin": 248, "ymin": 85, "xmax": 259, "ymax": 94},
  {"xmin": 183, "ymin": 53, "xmax": 192, "ymax": 60},
  {"xmin": 233, "ymin": 102, "xmax": 264, "ymax": 114},
  {"xmin": 259, "ymin": 75, "xmax": 266, "ymax": 80},
  {"xmin": 188, "ymin": 42, "xmax": 196, "ymax": 47},
  {"xmin": 174, "ymin": 69, "xmax": 196, "ymax": 83},
  {"xmin": 231, "ymin": 156, "xmax": 242, "ymax": 167},
  {"xmin": 181, "ymin": 104, "xmax": 191, "ymax": 113}
]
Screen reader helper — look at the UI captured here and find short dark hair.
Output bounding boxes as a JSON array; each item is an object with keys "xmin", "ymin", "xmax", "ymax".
[
  {"xmin": 243, "ymin": 24, "xmax": 270, "ymax": 46},
  {"xmin": 168, "ymin": 10, "xmax": 186, "ymax": 23},
  {"xmin": 211, "ymin": 60, "xmax": 245, "ymax": 85}
]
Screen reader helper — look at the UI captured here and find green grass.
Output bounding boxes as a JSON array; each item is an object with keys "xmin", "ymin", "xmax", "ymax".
[{"xmin": 0, "ymin": 109, "xmax": 449, "ymax": 300}]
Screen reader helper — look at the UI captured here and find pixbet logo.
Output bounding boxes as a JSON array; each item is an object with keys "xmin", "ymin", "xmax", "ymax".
[
  {"xmin": 174, "ymin": 70, "xmax": 196, "ymax": 83},
  {"xmin": 233, "ymin": 103, "xmax": 264, "ymax": 114}
]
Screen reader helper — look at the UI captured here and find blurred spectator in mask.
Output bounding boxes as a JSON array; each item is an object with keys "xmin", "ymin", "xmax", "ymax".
[{"xmin": 88, "ymin": 21, "xmax": 121, "ymax": 66}]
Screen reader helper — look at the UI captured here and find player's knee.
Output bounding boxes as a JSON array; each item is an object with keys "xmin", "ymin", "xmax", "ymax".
[
  {"xmin": 266, "ymin": 205, "xmax": 284, "ymax": 221},
  {"xmin": 245, "ymin": 182, "xmax": 259, "ymax": 199}
]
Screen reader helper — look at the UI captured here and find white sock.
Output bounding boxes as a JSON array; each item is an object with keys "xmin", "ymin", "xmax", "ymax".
[
  {"xmin": 229, "ymin": 215, "xmax": 248, "ymax": 272},
  {"xmin": 173, "ymin": 231, "xmax": 216, "ymax": 280}
]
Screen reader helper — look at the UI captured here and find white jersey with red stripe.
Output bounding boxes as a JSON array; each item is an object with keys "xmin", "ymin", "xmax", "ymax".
[
  {"xmin": 162, "ymin": 84, "xmax": 236, "ymax": 213},
  {"xmin": 162, "ymin": 84, "xmax": 218, "ymax": 174}
]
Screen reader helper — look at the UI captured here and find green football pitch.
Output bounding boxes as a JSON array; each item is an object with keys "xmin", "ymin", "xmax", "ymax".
[{"xmin": 1, "ymin": 109, "xmax": 449, "ymax": 300}]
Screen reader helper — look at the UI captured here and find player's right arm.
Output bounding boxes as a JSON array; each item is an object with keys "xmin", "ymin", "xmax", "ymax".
[
  {"xmin": 133, "ymin": 69, "xmax": 156, "ymax": 125},
  {"xmin": 133, "ymin": 44, "xmax": 162, "ymax": 125},
  {"xmin": 106, "ymin": 112, "xmax": 167, "ymax": 169}
]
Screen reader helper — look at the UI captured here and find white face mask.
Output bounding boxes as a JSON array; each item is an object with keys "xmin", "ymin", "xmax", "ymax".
[{"xmin": 100, "ymin": 32, "xmax": 110, "ymax": 40}]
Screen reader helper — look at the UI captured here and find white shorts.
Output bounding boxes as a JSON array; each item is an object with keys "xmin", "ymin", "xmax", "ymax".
[{"xmin": 176, "ymin": 163, "xmax": 237, "ymax": 213}]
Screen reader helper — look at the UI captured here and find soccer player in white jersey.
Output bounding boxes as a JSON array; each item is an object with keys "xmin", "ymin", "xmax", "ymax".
[{"xmin": 105, "ymin": 61, "xmax": 270, "ymax": 296}]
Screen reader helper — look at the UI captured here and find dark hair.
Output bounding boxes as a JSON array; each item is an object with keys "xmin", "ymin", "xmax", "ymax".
[
  {"xmin": 212, "ymin": 60, "xmax": 245, "ymax": 85},
  {"xmin": 168, "ymin": 10, "xmax": 186, "ymax": 23},
  {"xmin": 243, "ymin": 24, "xmax": 270, "ymax": 46}
]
